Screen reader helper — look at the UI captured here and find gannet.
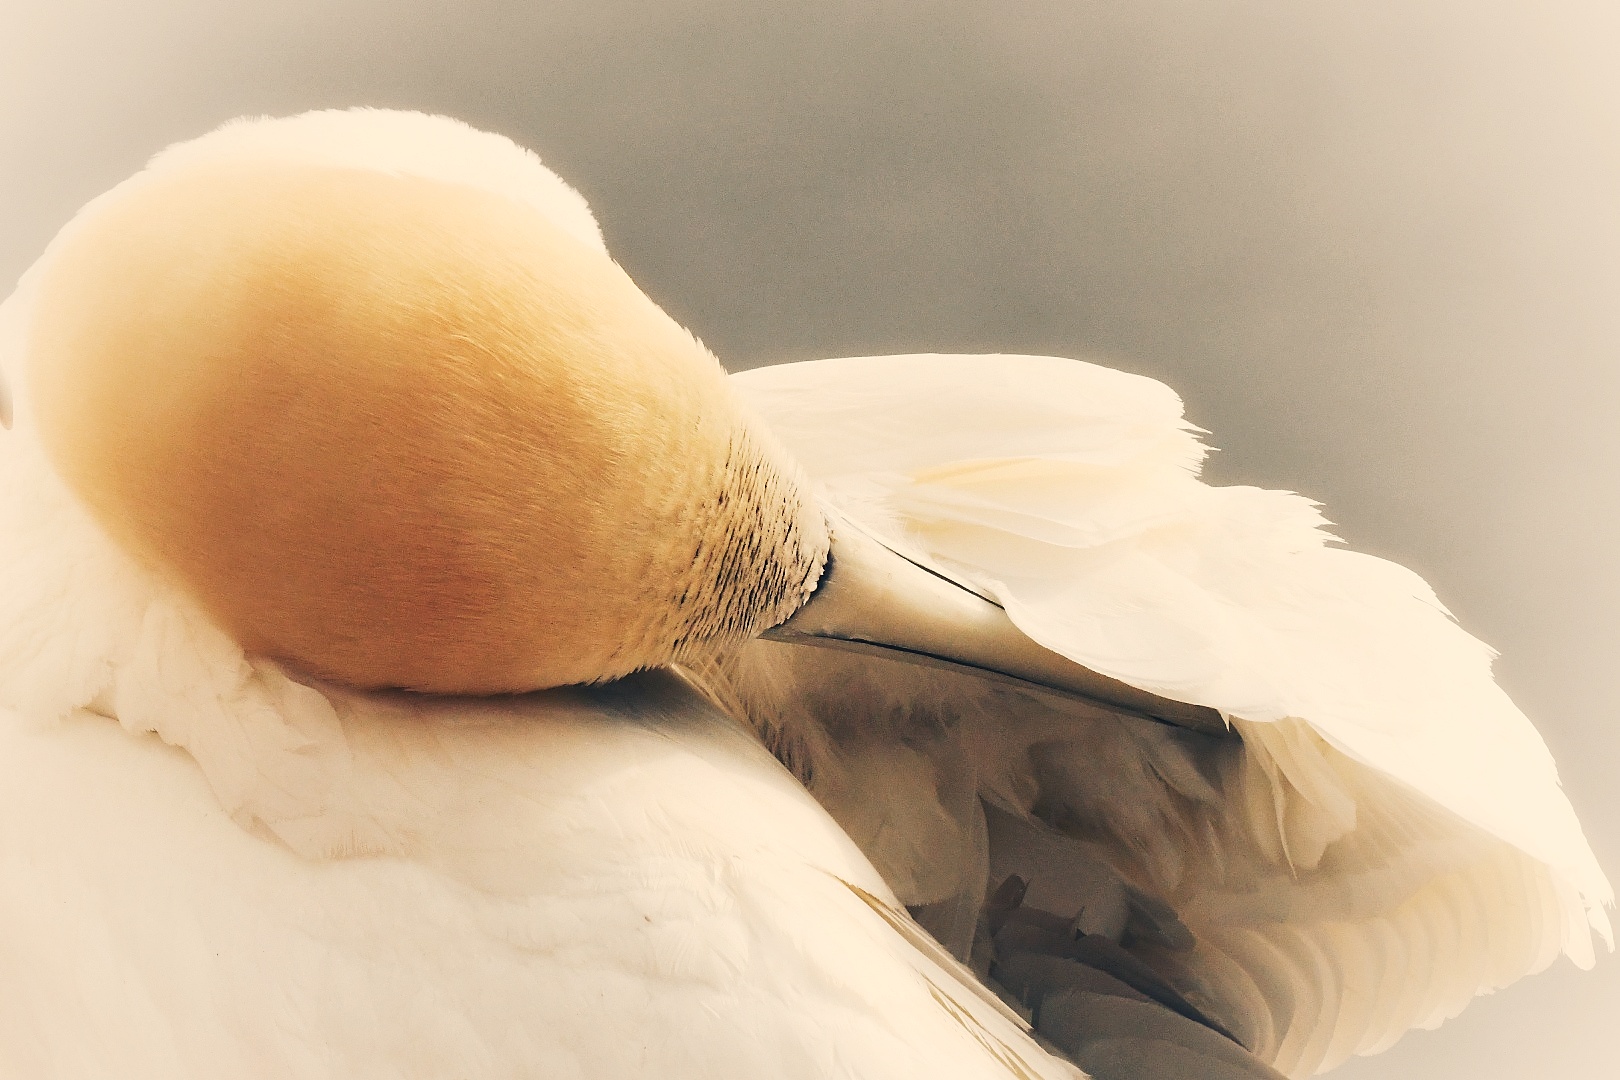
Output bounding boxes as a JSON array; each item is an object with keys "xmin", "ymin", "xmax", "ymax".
[{"xmin": 0, "ymin": 109, "xmax": 1609, "ymax": 1080}]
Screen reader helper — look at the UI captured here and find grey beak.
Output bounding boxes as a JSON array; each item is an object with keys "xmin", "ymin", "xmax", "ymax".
[{"xmin": 765, "ymin": 515, "xmax": 1229, "ymax": 737}]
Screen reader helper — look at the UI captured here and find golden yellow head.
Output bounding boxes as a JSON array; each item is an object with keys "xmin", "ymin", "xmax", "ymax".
[{"xmin": 21, "ymin": 111, "xmax": 827, "ymax": 693}]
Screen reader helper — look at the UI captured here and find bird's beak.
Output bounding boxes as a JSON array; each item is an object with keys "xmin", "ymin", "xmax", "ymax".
[{"xmin": 764, "ymin": 515, "xmax": 1229, "ymax": 737}]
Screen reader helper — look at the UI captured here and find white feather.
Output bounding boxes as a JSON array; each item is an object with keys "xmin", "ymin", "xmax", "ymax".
[{"xmin": 730, "ymin": 352, "xmax": 1613, "ymax": 1075}]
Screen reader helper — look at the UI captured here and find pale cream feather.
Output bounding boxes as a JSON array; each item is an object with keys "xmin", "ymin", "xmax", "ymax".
[{"xmin": 727, "ymin": 352, "xmax": 1613, "ymax": 1076}]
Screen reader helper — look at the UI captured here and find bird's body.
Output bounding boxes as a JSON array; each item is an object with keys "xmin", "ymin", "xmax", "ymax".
[
  {"xmin": 0, "ymin": 109, "xmax": 1608, "ymax": 1079},
  {"xmin": 0, "ymin": 672, "xmax": 1045, "ymax": 1078}
]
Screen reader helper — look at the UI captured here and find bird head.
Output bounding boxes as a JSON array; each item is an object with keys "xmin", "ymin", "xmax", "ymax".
[
  {"xmin": 10, "ymin": 109, "xmax": 828, "ymax": 694},
  {"xmin": 1, "ymin": 108, "xmax": 1219, "ymax": 733}
]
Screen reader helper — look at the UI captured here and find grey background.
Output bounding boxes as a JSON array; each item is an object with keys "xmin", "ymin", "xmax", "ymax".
[{"xmin": 5, "ymin": 2, "xmax": 1615, "ymax": 1076}]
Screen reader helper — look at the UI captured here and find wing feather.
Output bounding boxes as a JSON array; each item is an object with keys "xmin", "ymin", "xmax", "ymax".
[{"xmin": 731, "ymin": 353, "xmax": 1612, "ymax": 1076}]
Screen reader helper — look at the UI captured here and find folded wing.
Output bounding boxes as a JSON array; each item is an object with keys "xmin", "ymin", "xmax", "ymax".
[{"xmin": 728, "ymin": 353, "xmax": 1613, "ymax": 1076}]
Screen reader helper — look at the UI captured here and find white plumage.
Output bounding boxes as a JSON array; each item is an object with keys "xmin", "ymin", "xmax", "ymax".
[
  {"xmin": 727, "ymin": 353, "xmax": 1613, "ymax": 1071},
  {"xmin": 0, "ymin": 109, "xmax": 1608, "ymax": 1079}
]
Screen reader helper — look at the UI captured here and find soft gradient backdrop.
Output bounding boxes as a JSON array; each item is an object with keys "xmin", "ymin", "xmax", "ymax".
[{"xmin": 5, "ymin": 2, "xmax": 1616, "ymax": 1076}]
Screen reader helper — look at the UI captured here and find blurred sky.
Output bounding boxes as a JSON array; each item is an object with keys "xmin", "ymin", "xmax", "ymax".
[{"xmin": 4, "ymin": 2, "xmax": 1617, "ymax": 1076}]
